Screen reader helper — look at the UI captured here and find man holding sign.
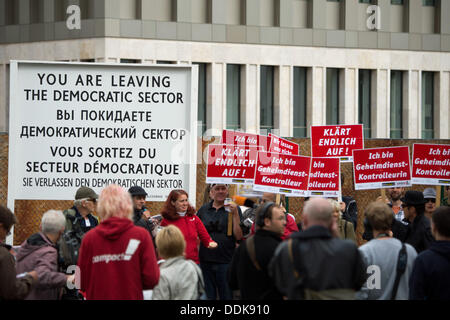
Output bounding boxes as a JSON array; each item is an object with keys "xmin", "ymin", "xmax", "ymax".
[{"xmin": 197, "ymin": 184, "xmax": 243, "ymax": 300}]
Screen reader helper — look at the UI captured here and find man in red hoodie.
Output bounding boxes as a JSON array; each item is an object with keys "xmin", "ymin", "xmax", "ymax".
[{"xmin": 77, "ymin": 184, "xmax": 160, "ymax": 300}]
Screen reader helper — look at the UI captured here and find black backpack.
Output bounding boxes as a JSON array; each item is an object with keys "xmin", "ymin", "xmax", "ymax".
[{"xmin": 59, "ymin": 209, "xmax": 84, "ymax": 270}]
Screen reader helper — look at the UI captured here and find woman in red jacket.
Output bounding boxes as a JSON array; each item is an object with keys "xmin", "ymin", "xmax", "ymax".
[{"xmin": 160, "ymin": 190, "xmax": 217, "ymax": 264}]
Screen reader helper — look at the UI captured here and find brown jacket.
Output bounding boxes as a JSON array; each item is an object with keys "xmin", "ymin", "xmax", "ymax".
[
  {"xmin": 337, "ymin": 217, "xmax": 357, "ymax": 243},
  {"xmin": 0, "ymin": 243, "xmax": 35, "ymax": 300}
]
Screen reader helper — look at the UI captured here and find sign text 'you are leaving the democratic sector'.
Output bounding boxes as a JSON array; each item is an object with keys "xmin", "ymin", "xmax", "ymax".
[{"xmin": 24, "ymin": 73, "xmax": 184, "ymax": 104}]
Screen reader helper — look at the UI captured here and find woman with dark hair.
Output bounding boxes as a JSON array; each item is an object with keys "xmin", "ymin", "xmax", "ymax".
[{"xmin": 160, "ymin": 190, "xmax": 217, "ymax": 264}]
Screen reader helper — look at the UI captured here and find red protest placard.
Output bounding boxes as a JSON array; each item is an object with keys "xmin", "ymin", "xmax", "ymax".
[
  {"xmin": 353, "ymin": 146, "xmax": 412, "ymax": 190},
  {"xmin": 308, "ymin": 157, "xmax": 340, "ymax": 197},
  {"xmin": 311, "ymin": 124, "xmax": 364, "ymax": 162},
  {"xmin": 253, "ymin": 151, "xmax": 311, "ymax": 196},
  {"xmin": 412, "ymin": 143, "xmax": 450, "ymax": 186},
  {"xmin": 268, "ymin": 133, "xmax": 299, "ymax": 155},
  {"xmin": 221, "ymin": 129, "xmax": 271, "ymax": 151},
  {"xmin": 206, "ymin": 144, "xmax": 261, "ymax": 185}
]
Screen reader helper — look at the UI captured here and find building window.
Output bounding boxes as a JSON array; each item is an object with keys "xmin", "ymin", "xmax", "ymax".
[
  {"xmin": 390, "ymin": 71, "xmax": 403, "ymax": 139},
  {"xmin": 359, "ymin": 69, "xmax": 372, "ymax": 138},
  {"xmin": 422, "ymin": 72, "xmax": 434, "ymax": 139},
  {"xmin": 293, "ymin": 67, "xmax": 307, "ymax": 138},
  {"xmin": 120, "ymin": 59, "xmax": 141, "ymax": 63},
  {"xmin": 226, "ymin": 64, "xmax": 241, "ymax": 130},
  {"xmin": 194, "ymin": 63, "xmax": 207, "ymax": 137},
  {"xmin": 422, "ymin": 0, "xmax": 435, "ymax": 6},
  {"xmin": 260, "ymin": 66, "xmax": 274, "ymax": 134},
  {"xmin": 326, "ymin": 68, "xmax": 340, "ymax": 125},
  {"xmin": 391, "ymin": 0, "xmax": 404, "ymax": 4},
  {"xmin": 359, "ymin": 0, "xmax": 375, "ymax": 3}
]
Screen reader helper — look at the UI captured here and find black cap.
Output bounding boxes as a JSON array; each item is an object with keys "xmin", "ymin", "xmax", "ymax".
[
  {"xmin": 400, "ymin": 190, "xmax": 426, "ymax": 206},
  {"xmin": 128, "ymin": 186, "xmax": 147, "ymax": 197}
]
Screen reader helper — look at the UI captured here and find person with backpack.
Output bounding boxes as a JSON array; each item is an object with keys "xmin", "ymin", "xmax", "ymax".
[
  {"xmin": 268, "ymin": 197, "xmax": 367, "ymax": 300},
  {"xmin": 59, "ymin": 186, "xmax": 99, "ymax": 270},
  {"xmin": 356, "ymin": 202, "xmax": 417, "ymax": 300},
  {"xmin": 228, "ymin": 202, "xmax": 286, "ymax": 300},
  {"xmin": 59, "ymin": 186, "xmax": 99, "ymax": 299}
]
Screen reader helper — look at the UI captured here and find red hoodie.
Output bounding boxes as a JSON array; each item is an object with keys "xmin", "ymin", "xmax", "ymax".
[
  {"xmin": 77, "ymin": 217, "xmax": 159, "ymax": 300},
  {"xmin": 160, "ymin": 215, "xmax": 212, "ymax": 264}
]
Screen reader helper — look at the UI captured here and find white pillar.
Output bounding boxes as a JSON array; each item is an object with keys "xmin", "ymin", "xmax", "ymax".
[
  {"xmin": 274, "ymin": 65, "xmax": 292, "ymax": 137},
  {"xmin": 436, "ymin": 71, "xmax": 450, "ymax": 139},
  {"xmin": 0, "ymin": 64, "xmax": 7, "ymax": 132},
  {"xmin": 207, "ymin": 62, "xmax": 225, "ymax": 136},
  {"xmin": 242, "ymin": 64, "xmax": 258, "ymax": 134},
  {"xmin": 309, "ymin": 66, "xmax": 326, "ymax": 126},
  {"xmin": 343, "ymin": 68, "xmax": 358, "ymax": 125},
  {"xmin": 372, "ymin": 69, "xmax": 390, "ymax": 138},
  {"xmin": 405, "ymin": 70, "xmax": 421, "ymax": 139}
]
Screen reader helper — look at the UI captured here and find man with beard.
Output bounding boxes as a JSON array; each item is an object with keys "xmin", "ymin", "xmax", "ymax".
[{"xmin": 363, "ymin": 187, "xmax": 409, "ymax": 242}]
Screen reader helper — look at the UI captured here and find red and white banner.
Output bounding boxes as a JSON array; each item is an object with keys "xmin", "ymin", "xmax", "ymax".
[
  {"xmin": 206, "ymin": 144, "xmax": 261, "ymax": 185},
  {"xmin": 221, "ymin": 129, "xmax": 271, "ymax": 151},
  {"xmin": 311, "ymin": 124, "xmax": 364, "ymax": 162},
  {"xmin": 353, "ymin": 146, "xmax": 412, "ymax": 190},
  {"xmin": 253, "ymin": 152, "xmax": 311, "ymax": 197},
  {"xmin": 412, "ymin": 143, "xmax": 450, "ymax": 186},
  {"xmin": 268, "ymin": 133, "xmax": 299, "ymax": 155},
  {"xmin": 307, "ymin": 157, "xmax": 340, "ymax": 197}
]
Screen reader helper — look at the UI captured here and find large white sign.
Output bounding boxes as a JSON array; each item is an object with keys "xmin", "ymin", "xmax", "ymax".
[{"xmin": 8, "ymin": 61, "xmax": 198, "ymax": 203}]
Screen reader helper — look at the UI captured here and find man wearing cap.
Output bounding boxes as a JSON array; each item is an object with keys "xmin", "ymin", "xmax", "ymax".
[
  {"xmin": 60, "ymin": 187, "xmax": 99, "ymax": 267},
  {"xmin": 197, "ymin": 184, "xmax": 243, "ymax": 300},
  {"xmin": 423, "ymin": 188, "xmax": 437, "ymax": 221},
  {"xmin": 401, "ymin": 190, "xmax": 434, "ymax": 254},
  {"xmin": 59, "ymin": 186, "xmax": 99, "ymax": 299},
  {"xmin": 128, "ymin": 186, "xmax": 156, "ymax": 238}
]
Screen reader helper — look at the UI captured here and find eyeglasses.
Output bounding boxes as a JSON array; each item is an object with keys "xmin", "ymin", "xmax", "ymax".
[{"xmin": 425, "ymin": 199, "xmax": 436, "ymax": 203}]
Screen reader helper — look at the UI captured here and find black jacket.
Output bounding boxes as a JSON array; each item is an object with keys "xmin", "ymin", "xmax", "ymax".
[
  {"xmin": 404, "ymin": 214, "xmax": 434, "ymax": 254},
  {"xmin": 133, "ymin": 207, "xmax": 155, "ymax": 237},
  {"xmin": 363, "ymin": 217, "xmax": 409, "ymax": 242},
  {"xmin": 228, "ymin": 229, "xmax": 283, "ymax": 300},
  {"xmin": 269, "ymin": 226, "xmax": 367, "ymax": 299},
  {"xmin": 409, "ymin": 241, "xmax": 450, "ymax": 300}
]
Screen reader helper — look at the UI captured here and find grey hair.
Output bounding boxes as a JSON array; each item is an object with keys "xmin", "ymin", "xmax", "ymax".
[
  {"xmin": 41, "ymin": 210, "xmax": 66, "ymax": 235},
  {"xmin": 303, "ymin": 198, "xmax": 333, "ymax": 224},
  {"xmin": 73, "ymin": 199, "xmax": 87, "ymax": 207}
]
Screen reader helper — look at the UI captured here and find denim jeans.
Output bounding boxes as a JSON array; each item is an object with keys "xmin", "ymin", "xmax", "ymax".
[{"xmin": 200, "ymin": 262, "xmax": 233, "ymax": 300}]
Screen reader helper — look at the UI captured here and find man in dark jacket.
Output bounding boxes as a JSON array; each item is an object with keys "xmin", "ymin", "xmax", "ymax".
[
  {"xmin": 60, "ymin": 186, "xmax": 99, "ymax": 270},
  {"xmin": 269, "ymin": 197, "xmax": 367, "ymax": 300},
  {"xmin": 409, "ymin": 206, "xmax": 450, "ymax": 300},
  {"xmin": 228, "ymin": 202, "xmax": 286, "ymax": 300},
  {"xmin": 401, "ymin": 191, "xmax": 434, "ymax": 254},
  {"xmin": 128, "ymin": 186, "xmax": 156, "ymax": 238},
  {"xmin": 0, "ymin": 206, "xmax": 37, "ymax": 300}
]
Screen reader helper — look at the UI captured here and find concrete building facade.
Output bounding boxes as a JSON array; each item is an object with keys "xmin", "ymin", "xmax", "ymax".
[{"xmin": 1, "ymin": 0, "xmax": 449, "ymax": 139}]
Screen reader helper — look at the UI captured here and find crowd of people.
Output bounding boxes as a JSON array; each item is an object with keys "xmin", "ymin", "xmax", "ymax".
[{"xmin": 1, "ymin": 183, "xmax": 449, "ymax": 300}]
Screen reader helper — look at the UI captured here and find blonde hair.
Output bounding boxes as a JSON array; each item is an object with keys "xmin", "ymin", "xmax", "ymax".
[
  {"xmin": 97, "ymin": 184, "xmax": 133, "ymax": 221},
  {"xmin": 155, "ymin": 225, "xmax": 186, "ymax": 259},
  {"xmin": 328, "ymin": 199, "xmax": 341, "ymax": 214}
]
